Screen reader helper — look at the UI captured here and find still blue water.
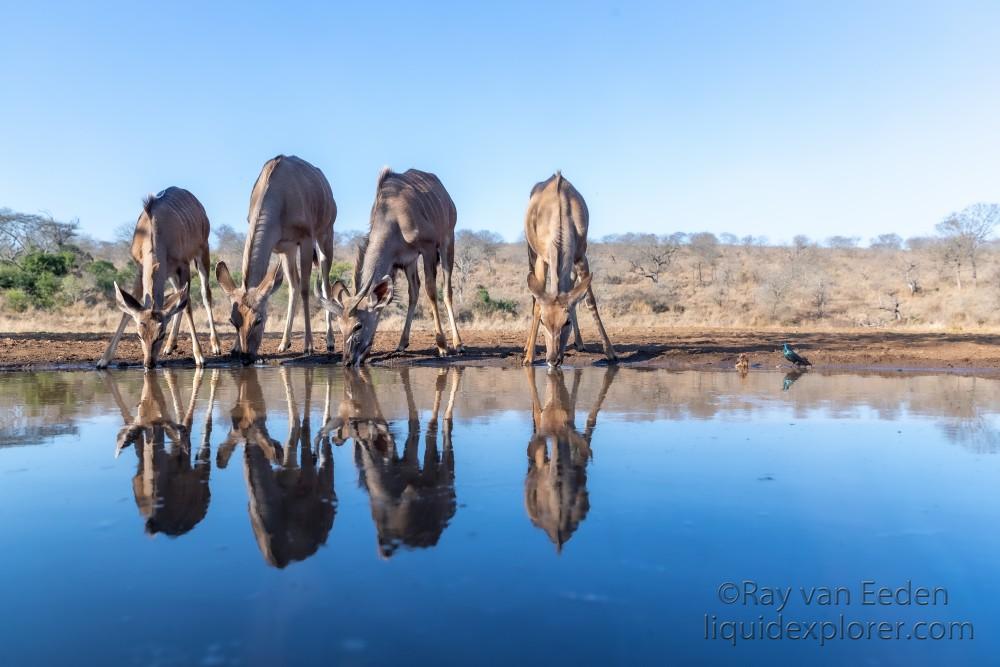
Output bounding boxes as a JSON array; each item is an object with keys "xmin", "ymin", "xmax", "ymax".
[{"xmin": 1, "ymin": 366, "xmax": 998, "ymax": 665}]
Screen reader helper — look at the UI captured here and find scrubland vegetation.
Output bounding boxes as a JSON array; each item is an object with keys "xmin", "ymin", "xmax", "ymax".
[{"xmin": 2, "ymin": 203, "xmax": 1000, "ymax": 333}]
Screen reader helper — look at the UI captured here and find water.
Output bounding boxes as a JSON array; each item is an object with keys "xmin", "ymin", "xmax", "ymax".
[{"xmin": 2, "ymin": 366, "xmax": 1000, "ymax": 665}]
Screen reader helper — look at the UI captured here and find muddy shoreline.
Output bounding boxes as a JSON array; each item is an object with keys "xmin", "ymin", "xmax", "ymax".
[{"xmin": 3, "ymin": 327, "xmax": 1000, "ymax": 375}]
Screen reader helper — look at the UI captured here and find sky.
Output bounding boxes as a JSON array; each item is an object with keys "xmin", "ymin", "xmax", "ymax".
[{"xmin": 1, "ymin": 1, "xmax": 999, "ymax": 244}]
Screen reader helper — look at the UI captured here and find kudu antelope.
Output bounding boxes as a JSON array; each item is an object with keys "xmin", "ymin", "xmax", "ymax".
[
  {"xmin": 523, "ymin": 172, "xmax": 617, "ymax": 367},
  {"xmin": 216, "ymin": 155, "xmax": 337, "ymax": 364},
  {"xmin": 316, "ymin": 168, "xmax": 463, "ymax": 365},
  {"xmin": 106, "ymin": 368, "xmax": 218, "ymax": 536},
  {"xmin": 524, "ymin": 366, "xmax": 617, "ymax": 552},
  {"xmin": 317, "ymin": 367, "xmax": 461, "ymax": 558},
  {"xmin": 217, "ymin": 367, "xmax": 336, "ymax": 568},
  {"xmin": 97, "ymin": 188, "xmax": 220, "ymax": 369}
]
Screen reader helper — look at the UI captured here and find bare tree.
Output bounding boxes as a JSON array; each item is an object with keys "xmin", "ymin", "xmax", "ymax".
[
  {"xmin": 690, "ymin": 232, "xmax": 720, "ymax": 285},
  {"xmin": 903, "ymin": 262, "xmax": 921, "ymax": 295},
  {"xmin": 0, "ymin": 209, "xmax": 78, "ymax": 261},
  {"xmin": 878, "ymin": 289, "xmax": 902, "ymax": 321},
  {"xmin": 935, "ymin": 203, "xmax": 1000, "ymax": 288},
  {"xmin": 211, "ymin": 223, "xmax": 246, "ymax": 269},
  {"xmin": 811, "ymin": 277, "xmax": 831, "ymax": 319},
  {"xmin": 451, "ymin": 230, "xmax": 504, "ymax": 303},
  {"xmin": 761, "ymin": 264, "xmax": 798, "ymax": 320},
  {"xmin": 624, "ymin": 234, "xmax": 680, "ymax": 284}
]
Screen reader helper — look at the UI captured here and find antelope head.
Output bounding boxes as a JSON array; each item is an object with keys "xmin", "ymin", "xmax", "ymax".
[
  {"xmin": 527, "ymin": 273, "xmax": 592, "ymax": 368},
  {"xmin": 114, "ymin": 282, "xmax": 190, "ymax": 369},
  {"xmin": 315, "ymin": 275, "xmax": 393, "ymax": 366},
  {"xmin": 215, "ymin": 261, "xmax": 283, "ymax": 365}
]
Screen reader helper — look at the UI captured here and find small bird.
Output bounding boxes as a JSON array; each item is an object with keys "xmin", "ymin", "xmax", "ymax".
[
  {"xmin": 782, "ymin": 343, "xmax": 812, "ymax": 368},
  {"xmin": 735, "ymin": 353, "xmax": 749, "ymax": 374}
]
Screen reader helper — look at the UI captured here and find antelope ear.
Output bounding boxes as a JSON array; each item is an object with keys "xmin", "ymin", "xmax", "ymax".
[
  {"xmin": 565, "ymin": 274, "xmax": 593, "ymax": 306},
  {"xmin": 215, "ymin": 261, "xmax": 237, "ymax": 298},
  {"xmin": 114, "ymin": 281, "xmax": 145, "ymax": 317},
  {"xmin": 369, "ymin": 275, "xmax": 393, "ymax": 311},
  {"xmin": 162, "ymin": 285, "xmax": 190, "ymax": 318},
  {"xmin": 259, "ymin": 261, "xmax": 284, "ymax": 298},
  {"xmin": 315, "ymin": 285, "xmax": 345, "ymax": 317},
  {"xmin": 330, "ymin": 280, "xmax": 349, "ymax": 305},
  {"xmin": 527, "ymin": 273, "xmax": 550, "ymax": 302}
]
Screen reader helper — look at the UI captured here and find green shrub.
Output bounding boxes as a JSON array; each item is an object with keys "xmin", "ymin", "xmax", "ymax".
[
  {"xmin": 4, "ymin": 289, "xmax": 30, "ymax": 313},
  {"xmin": 85, "ymin": 260, "xmax": 120, "ymax": 293},
  {"xmin": 330, "ymin": 261, "xmax": 353, "ymax": 283},
  {"xmin": 22, "ymin": 250, "xmax": 74, "ymax": 277},
  {"xmin": 473, "ymin": 285, "xmax": 518, "ymax": 317}
]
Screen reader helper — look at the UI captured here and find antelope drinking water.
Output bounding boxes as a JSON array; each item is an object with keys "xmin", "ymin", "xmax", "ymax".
[
  {"xmin": 96, "ymin": 188, "xmax": 221, "ymax": 369},
  {"xmin": 215, "ymin": 155, "xmax": 337, "ymax": 364},
  {"xmin": 316, "ymin": 167, "xmax": 463, "ymax": 365},
  {"xmin": 523, "ymin": 172, "xmax": 617, "ymax": 367}
]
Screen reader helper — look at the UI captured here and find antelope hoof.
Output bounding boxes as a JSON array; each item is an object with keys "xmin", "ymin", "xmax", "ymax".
[
  {"xmin": 194, "ymin": 357, "xmax": 205, "ymax": 368},
  {"xmin": 437, "ymin": 347, "xmax": 449, "ymax": 358},
  {"xmin": 574, "ymin": 342, "xmax": 587, "ymax": 353},
  {"xmin": 303, "ymin": 344, "xmax": 314, "ymax": 356},
  {"xmin": 277, "ymin": 340, "xmax": 291, "ymax": 353},
  {"xmin": 96, "ymin": 360, "xmax": 109, "ymax": 370},
  {"xmin": 454, "ymin": 343, "xmax": 466, "ymax": 354},
  {"xmin": 521, "ymin": 356, "xmax": 533, "ymax": 366},
  {"xmin": 210, "ymin": 342, "xmax": 221, "ymax": 355}
]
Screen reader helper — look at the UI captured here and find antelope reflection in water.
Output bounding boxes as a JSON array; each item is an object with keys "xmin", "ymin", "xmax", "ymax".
[
  {"xmin": 106, "ymin": 368, "xmax": 218, "ymax": 537},
  {"xmin": 524, "ymin": 366, "xmax": 617, "ymax": 552},
  {"xmin": 318, "ymin": 367, "xmax": 461, "ymax": 558},
  {"xmin": 217, "ymin": 367, "xmax": 336, "ymax": 568}
]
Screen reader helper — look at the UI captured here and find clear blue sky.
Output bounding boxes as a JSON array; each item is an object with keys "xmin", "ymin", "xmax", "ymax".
[{"xmin": 2, "ymin": 1, "xmax": 998, "ymax": 244}]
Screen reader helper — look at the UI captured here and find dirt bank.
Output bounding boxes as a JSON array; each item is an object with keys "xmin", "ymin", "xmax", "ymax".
[{"xmin": 3, "ymin": 327, "xmax": 1000, "ymax": 373}]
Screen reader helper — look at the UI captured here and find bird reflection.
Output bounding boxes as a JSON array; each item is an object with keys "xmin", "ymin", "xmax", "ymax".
[
  {"xmin": 217, "ymin": 367, "xmax": 336, "ymax": 568},
  {"xmin": 524, "ymin": 366, "xmax": 617, "ymax": 553},
  {"xmin": 106, "ymin": 368, "xmax": 217, "ymax": 537},
  {"xmin": 319, "ymin": 367, "xmax": 461, "ymax": 558},
  {"xmin": 782, "ymin": 370, "xmax": 805, "ymax": 391}
]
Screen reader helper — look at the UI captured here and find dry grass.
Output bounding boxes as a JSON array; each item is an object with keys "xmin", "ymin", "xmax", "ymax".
[{"xmin": 6, "ymin": 240, "xmax": 1000, "ymax": 335}]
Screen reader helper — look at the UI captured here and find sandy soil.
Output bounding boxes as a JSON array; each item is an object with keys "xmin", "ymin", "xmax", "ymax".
[{"xmin": 3, "ymin": 326, "xmax": 1000, "ymax": 373}]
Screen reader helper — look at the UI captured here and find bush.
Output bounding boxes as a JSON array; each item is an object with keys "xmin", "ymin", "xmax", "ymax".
[
  {"xmin": 21, "ymin": 250, "xmax": 75, "ymax": 277},
  {"xmin": 85, "ymin": 260, "xmax": 120, "ymax": 293},
  {"xmin": 473, "ymin": 286, "xmax": 518, "ymax": 317},
  {"xmin": 330, "ymin": 261, "xmax": 353, "ymax": 283},
  {"xmin": 3, "ymin": 289, "xmax": 30, "ymax": 312}
]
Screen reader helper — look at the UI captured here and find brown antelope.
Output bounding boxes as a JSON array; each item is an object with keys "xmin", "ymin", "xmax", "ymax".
[
  {"xmin": 315, "ymin": 168, "xmax": 463, "ymax": 365},
  {"xmin": 106, "ymin": 368, "xmax": 218, "ymax": 536},
  {"xmin": 217, "ymin": 367, "xmax": 336, "ymax": 568},
  {"xmin": 524, "ymin": 366, "xmax": 617, "ymax": 552},
  {"xmin": 317, "ymin": 366, "xmax": 461, "ymax": 558},
  {"xmin": 216, "ymin": 155, "xmax": 337, "ymax": 364},
  {"xmin": 523, "ymin": 172, "xmax": 616, "ymax": 367},
  {"xmin": 97, "ymin": 188, "xmax": 221, "ymax": 369}
]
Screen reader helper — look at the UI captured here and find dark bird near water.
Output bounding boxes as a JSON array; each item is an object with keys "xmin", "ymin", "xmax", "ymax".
[{"xmin": 782, "ymin": 343, "xmax": 812, "ymax": 368}]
